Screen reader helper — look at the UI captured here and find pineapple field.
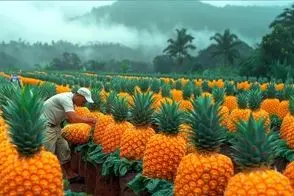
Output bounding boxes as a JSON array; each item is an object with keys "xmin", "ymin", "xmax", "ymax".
[{"xmin": 0, "ymin": 71, "xmax": 294, "ymax": 195}]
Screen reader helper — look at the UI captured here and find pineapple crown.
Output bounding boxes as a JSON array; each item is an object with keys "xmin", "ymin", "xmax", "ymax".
[
  {"xmin": 250, "ymin": 83, "xmax": 261, "ymax": 92},
  {"xmin": 248, "ymin": 89, "xmax": 263, "ymax": 110},
  {"xmin": 138, "ymin": 79, "xmax": 150, "ymax": 93},
  {"xmin": 264, "ymin": 83, "xmax": 277, "ymax": 99},
  {"xmin": 161, "ymin": 84, "xmax": 171, "ymax": 98},
  {"xmin": 237, "ymin": 92, "xmax": 248, "ymax": 109},
  {"xmin": 212, "ymin": 87, "xmax": 226, "ymax": 105},
  {"xmin": 225, "ymin": 81, "xmax": 236, "ymax": 96},
  {"xmin": 150, "ymin": 79, "xmax": 161, "ymax": 94},
  {"xmin": 0, "ymin": 84, "xmax": 20, "ymax": 110},
  {"xmin": 193, "ymin": 86, "xmax": 202, "ymax": 98},
  {"xmin": 153, "ymin": 101, "xmax": 184, "ymax": 135},
  {"xmin": 110, "ymin": 95, "xmax": 129, "ymax": 122},
  {"xmin": 202, "ymin": 80, "xmax": 211, "ymax": 93},
  {"xmin": 104, "ymin": 82, "xmax": 111, "ymax": 93},
  {"xmin": 129, "ymin": 91, "xmax": 155, "ymax": 126},
  {"xmin": 2, "ymin": 86, "xmax": 46, "ymax": 156},
  {"xmin": 231, "ymin": 114, "xmax": 280, "ymax": 170},
  {"xmin": 90, "ymin": 87, "xmax": 103, "ymax": 111},
  {"xmin": 125, "ymin": 80, "xmax": 136, "ymax": 95},
  {"xmin": 182, "ymin": 82, "xmax": 193, "ymax": 100},
  {"xmin": 187, "ymin": 96, "xmax": 226, "ymax": 152},
  {"xmin": 103, "ymin": 91, "xmax": 117, "ymax": 115},
  {"xmin": 281, "ymin": 85, "xmax": 294, "ymax": 101},
  {"xmin": 175, "ymin": 80, "xmax": 183, "ymax": 90}
]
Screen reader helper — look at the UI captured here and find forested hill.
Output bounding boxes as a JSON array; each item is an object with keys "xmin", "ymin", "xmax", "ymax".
[{"xmin": 73, "ymin": 0, "xmax": 286, "ymax": 39}]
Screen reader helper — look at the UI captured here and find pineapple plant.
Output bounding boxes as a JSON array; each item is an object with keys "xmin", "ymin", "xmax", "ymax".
[
  {"xmin": 227, "ymin": 92, "xmax": 251, "ymax": 132},
  {"xmin": 100, "ymin": 95, "xmax": 133, "ymax": 153},
  {"xmin": 277, "ymin": 85, "xmax": 294, "ymax": 119},
  {"xmin": 261, "ymin": 82, "xmax": 280, "ymax": 116},
  {"xmin": 224, "ymin": 115, "xmax": 293, "ymax": 195},
  {"xmin": 174, "ymin": 96, "xmax": 234, "ymax": 195},
  {"xmin": 223, "ymin": 81, "xmax": 238, "ymax": 112},
  {"xmin": 280, "ymin": 96, "xmax": 294, "ymax": 149},
  {"xmin": 212, "ymin": 87, "xmax": 230, "ymax": 127},
  {"xmin": 120, "ymin": 91, "xmax": 155, "ymax": 160},
  {"xmin": 93, "ymin": 91, "xmax": 115, "ymax": 144},
  {"xmin": 154, "ymin": 84, "xmax": 173, "ymax": 109},
  {"xmin": 62, "ymin": 123, "xmax": 92, "ymax": 145},
  {"xmin": 248, "ymin": 89, "xmax": 271, "ymax": 132},
  {"xmin": 179, "ymin": 82, "xmax": 193, "ymax": 111},
  {"xmin": 0, "ymin": 86, "xmax": 63, "ymax": 195},
  {"xmin": 142, "ymin": 101, "xmax": 186, "ymax": 181}
]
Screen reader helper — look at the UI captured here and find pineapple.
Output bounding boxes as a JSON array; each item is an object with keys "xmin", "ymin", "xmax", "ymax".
[
  {"xmin": 120, "ymin": 91, "xmax": 155, "ymax": 160},
  {"xmin": 174, "ymin": 96, "xmax": 234, "ymax": 195},
  {"xmin": 284, "ymin": 161, "xmax": 294, "ymax": 190},
  {"xmin": 0, "ymin": 86, "xmax": 63, "ymax": 195},
  {"xmin": 248, "ymin": 89, "xmax": 271, "ymax": 132},
  {"xmin": 261, "ymin": 82, "xmax": 280, "ymax": 116},
  {"xmin": 280, "ymin": 96, "xmax": 294, "ymax": 149},
  {"xmin": 224, "ymin": 115, "xmax": 293, "ymax": 195},
  {"xmin": 277, "ymin": 85, "xmax": 294, "ymax": 119},
  {"xmin": 142, "ymin": 101, "xmax": 186, "ymax": 181},
  {"xmin": 212, "ymin": 87, "xmax": 230, "ymax": 127},
  {"xmin": 93, "ymin": 92, "xmax": 115, "ymax": 144},
  {"xmin": 223, "ymin": 81, "xmax": 238, "ymax": 112},
  {"xmin": 179, "ymin": 82, "xmax": 193, "ymax": 111},
  {"xmin": 154, "ymin": 84, "xmax": 173, "ymax": 109},
  {"xmin": 227, "ymin": 92, "xmax": 251, "ymax": 132},
  {"xmin": 62, "ymin": 123, "xmax": 92, "ymax": 145},
  {"xmin": 100, "ymin": 95, "xmax": 133, "ymax": 153}
]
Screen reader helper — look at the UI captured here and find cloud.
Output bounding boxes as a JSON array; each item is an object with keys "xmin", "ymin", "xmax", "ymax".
[{"xmin": 201, "ymin": 0, "xmax": 293, "ymax": 7}]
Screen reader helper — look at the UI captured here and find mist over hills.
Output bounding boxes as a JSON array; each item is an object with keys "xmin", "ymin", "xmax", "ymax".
[{"xmin": 0, "ymin": 0, "xmax": 289, "ymax": 70}]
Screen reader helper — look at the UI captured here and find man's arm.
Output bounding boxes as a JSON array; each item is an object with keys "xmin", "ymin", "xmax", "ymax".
[{"xmin": 65, "ymin": 111, "xmax": 96, "ymax": 127}]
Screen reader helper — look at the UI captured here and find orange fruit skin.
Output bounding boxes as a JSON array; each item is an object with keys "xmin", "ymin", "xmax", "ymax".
[
  {"xmin": 101, "ymin": 121, "xmax": 133, "ymax": 153},
  {"xmin": 277, "ymin": 100, "xmax": 289, "ymax": 119},
  {"xmin": 142, "ymin": 134, "xmax": 186, "ymax": 181},
  {"xmin": 225, "ymin": 169, "xmax": 294, "ymax": 196},
  {"xmin": 120, "ymin": 126, "xmax": 155, "ymax": 160},
  {"xmin": 280, "ymin": 114, "xmax": 294, "ymax": 149},
  {"xmin": 284, "ymin": 162, "xmax": 294, "ymax": 190},
  {"xmin": 93, "ymin": 114, "xmax": 114, "ymax": 144},
  {"xmin": 252, "ymin": 109, "xmax": 271, "ymax": 132},
  {"xmin": 179, "ymin": 100, "xmax": 193, "ymax": 112},
  {"xmin": 261, "ymin": 98, "xmax": 280, "ymax": 116},
  {"xmin": 171, "ymin": 89, "xmax": 183, "ymax": 102},
  {"xmin": 62, "ymin": 123, "xmax": 92, "ymax": 144},
  {"xmin": 0, "ymin": 141, "xmax": 63, "ymax": 195},
  {"xmin": 223, "ymin": 96, "xmax": 238, "ymax": 112},
  {"xmin": 174, "ymin": 152, "xmax": 233, "ymax": 196},
  {"xmin": 75, "ymin": 107, "xmax": 91, "ymax": 117},
  {"xmin": 227, "ymin": 109, "xmax": 251, "ymax": 132},
  {"xmin": 219, "ymin": 106, "xmax": 230, "ymax": 127}
]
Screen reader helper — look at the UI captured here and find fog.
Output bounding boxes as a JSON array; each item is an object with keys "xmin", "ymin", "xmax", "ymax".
[{"xmin": 0, "ymin": 0, "xmax": 290, "ymax": 54}]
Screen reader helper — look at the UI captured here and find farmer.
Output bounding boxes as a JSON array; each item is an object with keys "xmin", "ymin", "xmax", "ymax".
[
  {"xmin": 42, "ymin": 87, "xmax": 97, "ymax": 183},
  {"xmin": 9, "ymin": 73, "xmax": 22, "ymax": 88}
]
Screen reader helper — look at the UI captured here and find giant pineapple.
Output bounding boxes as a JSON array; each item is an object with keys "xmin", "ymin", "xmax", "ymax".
[
  {"xmin": 280, "ymin": 96, "xmax": 294, "ymax": 149},
  {"xmin": 120, "ymin": 91, "xmax": 155, "ymax": 160},
  {"xmin": 212, "ymin": 87, "xmax": 230, "ymax": 127},
  {"xmin": 62, "ymin": 123, "xmax": 92, "ymax": 144},
  {"xmin": 224, "ymin": 115, "xmax": 293, "ymax": 195},
  {"xmin": 142, "ymin": 101, "xmax": 186, "ymax": 181},
  {"xmin": 179, "ymin": 82, "xmax": 193, "ymax": 111},
  {"xmin": 223, "ymin": 81, "xmax": 237, "ymax": 112},
  {"xmin": 174, "ymin": 96, "xmax": 234, "ymax": 195},
  {"xmin": 261, "ymin": 82, "xmax": 280, "ymax": 116},
  {"xmin": 0, "ymin": 86, "xmax": 63, "ymax": 195},
  {"xmin": 100, "ymin": 95, "xmax": 133, "ymax": 153}
]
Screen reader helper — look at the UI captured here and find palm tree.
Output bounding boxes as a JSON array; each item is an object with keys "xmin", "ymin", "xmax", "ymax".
[
  {"xmin": 210, "ymin": 29, "xmax": 241, "ymax": 66},
  {"xmin": 163, "ymin": 28, "xmax": 196, "ymax": 65},
  {"xmin": 270, "ymin": 4, "xmax": 294, "ymax": 29}
]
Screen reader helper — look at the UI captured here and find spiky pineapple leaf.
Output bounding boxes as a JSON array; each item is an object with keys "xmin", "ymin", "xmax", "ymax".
[
  {"xmin": 187, "ymin": 96, "xmax": 226, "ymax": 152},
  {"xmin": 2, "ymin": 86, "xmax": 46, "ymax": 156}
]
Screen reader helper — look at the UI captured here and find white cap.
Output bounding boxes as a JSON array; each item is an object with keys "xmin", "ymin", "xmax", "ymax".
[{"xmin": 77, "ymin": 87, "xmax": 94, "ymax": 103}]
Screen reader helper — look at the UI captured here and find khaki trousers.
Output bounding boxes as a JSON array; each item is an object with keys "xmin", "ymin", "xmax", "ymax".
[{"xmin": 43, "ymin": 125, "xmax": 71, "ymax": 165}]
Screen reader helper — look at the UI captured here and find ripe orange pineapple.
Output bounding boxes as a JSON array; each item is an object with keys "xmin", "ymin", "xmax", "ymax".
[
  {"xmin": 284, "ymin": 161, "xmax": 294, "ymax": 190},
  {"xmin": 174, "ymin": 96, "xmax": 234, "ymax": 195},
  {"xmin": 260, "ymin": 82, "xmax": 280, "ymax": 116},
  {"xmin": 227, "ymin": 92, "xmax": 251, "ymax": 132},
  {"xmin": 280, "ymin": 96, "xmax": 294, "ymax": 148},
  {"xmin": 75, "ymin": 106, "xmax": 91, "ymax": 117},
  {"xmin": 120, "ymin": 92, "xmax": 155, "ymax": 160},
  {"xmin": 277, "ymin": 85, "xmax": 294, "ymax": 119},
  {"xmin": 100, "ymin": 95, "xmax": 133, "ymax": 153},
  {"xmin": 0, "ymin": 86, "xmax": 63, "ymax": 195},
  {"xmin": 248, "ymin": 89, "xmax": 271, "ymax": 132},
  {"xmin": 142, "ymin": 101, "xmax": 186, "ymax": 181},
  {"xmin": 223, "ymin": 81, "xmax": 237, "ymax": 112},
  {"xmin": 224, "ymin": 115, "xmax": 293, "ymax": 195},
  {"xmin": 62, "ymin": 123, "xmax": 92, "ymax": 144}
]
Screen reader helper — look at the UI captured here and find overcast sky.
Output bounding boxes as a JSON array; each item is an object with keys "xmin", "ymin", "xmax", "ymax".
[{"xmin": 0, "ymin": 0, "xmax": 292, "ymax": 50}]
